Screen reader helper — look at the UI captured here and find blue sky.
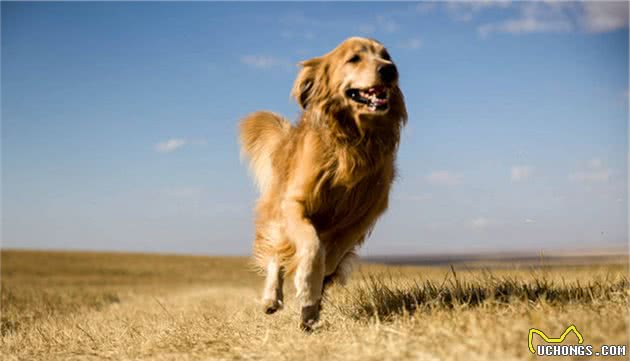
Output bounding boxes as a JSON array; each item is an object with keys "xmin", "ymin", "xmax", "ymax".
[{"xmin": 2, "ymin": 1, "xmax": 628, "ymax": 256}]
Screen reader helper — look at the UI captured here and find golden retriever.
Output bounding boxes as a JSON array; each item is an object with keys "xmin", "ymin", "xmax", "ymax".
[{"xmin": 239, "ymin": 37, "xmax": 406, "ymax": 330}]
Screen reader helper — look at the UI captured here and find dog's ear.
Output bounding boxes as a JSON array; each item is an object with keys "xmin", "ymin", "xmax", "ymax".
[{"xmin": 291, "ymin": 57, "xmax": 322, "ymax": 109}]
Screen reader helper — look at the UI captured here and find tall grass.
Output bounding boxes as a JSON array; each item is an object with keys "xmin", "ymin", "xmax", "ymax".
[{"xmin": 336, "ymin": 267, "xmax": 630, "ymax": 320}]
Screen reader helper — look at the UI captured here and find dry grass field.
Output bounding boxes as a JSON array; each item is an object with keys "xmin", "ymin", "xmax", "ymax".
[{"xmin": 1, "ymin": 250, "xmax": 628, "ymax": 361}]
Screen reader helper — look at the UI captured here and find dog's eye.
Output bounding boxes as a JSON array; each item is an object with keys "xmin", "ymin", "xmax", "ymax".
[
  {"xmin": 348, "ymin": 54, "xmax": 361, "ymax": 63},
  {"xmin": 381, "ymin": 51, "xmax": 391, "ymax": 61}
]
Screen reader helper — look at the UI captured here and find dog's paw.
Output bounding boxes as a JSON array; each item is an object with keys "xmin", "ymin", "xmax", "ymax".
[
  {"xmin": 262, "ymin": 298, "xmax": 283, "ymax": 315},
  {"xmin": 300, "ymin": 304, "xmax": 320, "ymax": 332}
]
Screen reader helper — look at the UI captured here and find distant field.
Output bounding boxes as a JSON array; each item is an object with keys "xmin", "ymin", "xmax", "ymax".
[{"xmin": 1, "ymin": 250, "xmax": 628, "ymax": 361}]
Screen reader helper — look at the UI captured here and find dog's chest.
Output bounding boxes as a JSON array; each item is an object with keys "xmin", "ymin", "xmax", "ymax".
[{"xmin": 308, "ymin": 167, "xmax": 390, "ymax": 232}]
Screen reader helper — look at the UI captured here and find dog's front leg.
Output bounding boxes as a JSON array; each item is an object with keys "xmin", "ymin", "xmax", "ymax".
[{"xmin": 282, "ymin": 198, "xmax": 325, "ymax": 331}]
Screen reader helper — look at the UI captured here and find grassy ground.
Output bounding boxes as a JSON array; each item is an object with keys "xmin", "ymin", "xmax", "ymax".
[{"xmin": 1, "ymin": 250, "xmax": 628, "ymax": 361}]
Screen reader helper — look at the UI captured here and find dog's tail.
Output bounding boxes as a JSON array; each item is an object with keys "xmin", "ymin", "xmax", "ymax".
[{"xmin": 239, "ymin": 111, "xmax": 292, "ymax": 193}]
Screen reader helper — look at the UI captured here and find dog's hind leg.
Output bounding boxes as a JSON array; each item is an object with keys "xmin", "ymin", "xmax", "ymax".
[
  {"xmin": 261, "ymin": 257, "xmax": 284, "ymax": 314},
  {"xmin": 254, "ymin": 231, "xmax": 285, "ymax": 315},
  {"xmin": 323, "ymin": 250, "xmax": 357, "ymax": 291}
]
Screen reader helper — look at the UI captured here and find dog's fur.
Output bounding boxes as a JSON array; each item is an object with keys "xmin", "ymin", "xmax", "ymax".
[{"xmin": 239, "ymin": 37, "xmax": 406, "ymax": 330}]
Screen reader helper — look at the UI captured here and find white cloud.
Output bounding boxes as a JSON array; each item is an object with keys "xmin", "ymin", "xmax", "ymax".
[
  {"xmin": 425, "ymin": 171, "xmax": 462, "ymax": 186},
  {"xmin": 155, "ymin": 138, "xmax": 187, "ymax": 153},
  {"xmin": 154, "ymin": 138, "xmax": 206, "ymax": 153},
  {"xmin": 477, "ymin": 2, "xmax": 628, "ymax": 37},
  {"xmin": 478, "ymin": 2, "xmax": 573, "ymax": 37},
  {"xmin": 569, "ymin": 158, "xmax": 611, "ymax": 183},
  {"xmin": 582, "ymin": 1, "xmax": 629, "ymax": 33},
  {"xmin": 447, "ymin": 1, "xmax": 512, "ymax": 23},
  {"xmin": 241, "ymin": 55, "xmax": 287, "ymax": 70},
  {"xmin": 524, "ymin": 218, "xmax": 535, "ymax": 224},
  {"xmin": 469, "ymin": 217, "xmax": 495, "ymax": 229},
  {"xmin": 479, "ymin": 17, "xmax": 572, "ymax": 37},
  {"xmin": 398, "ymin": 38, "xmax": 422, "ymax": 50},
  {"xmin": 511, "ymin": 165, "xmax": 533, "ymax": 182}
]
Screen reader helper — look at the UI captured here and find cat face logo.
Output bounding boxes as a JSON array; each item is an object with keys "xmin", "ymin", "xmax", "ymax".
[{"xmin": 528, "ymin": 325, "xmax": 584, "ymax": 354}]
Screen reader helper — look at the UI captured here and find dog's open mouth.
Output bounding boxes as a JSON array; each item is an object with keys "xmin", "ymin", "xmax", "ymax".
[{"xmin": 346, "ymin": 86, "xmax": 389, "ymax": 112}]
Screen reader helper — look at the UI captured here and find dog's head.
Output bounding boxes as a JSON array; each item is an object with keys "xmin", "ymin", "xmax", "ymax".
[{"xmin": 292, "ymin": 37, "xmax": 407, "ymax": 131}]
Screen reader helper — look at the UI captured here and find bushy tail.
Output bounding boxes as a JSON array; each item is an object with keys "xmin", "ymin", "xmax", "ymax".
[{"xmin": 239, "ymin": 111, "xmax": 292, "ymax": 193}]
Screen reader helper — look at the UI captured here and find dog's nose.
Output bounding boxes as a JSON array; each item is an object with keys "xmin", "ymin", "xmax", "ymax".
[{"xmin": 378, "ymin": 64, "xmax": 398, "ymax": 83}]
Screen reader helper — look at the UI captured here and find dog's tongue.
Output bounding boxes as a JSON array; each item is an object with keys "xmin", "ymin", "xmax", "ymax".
[{"xmin": 371, "ymin": 98, "xmax": 388, "ymax": 105}]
